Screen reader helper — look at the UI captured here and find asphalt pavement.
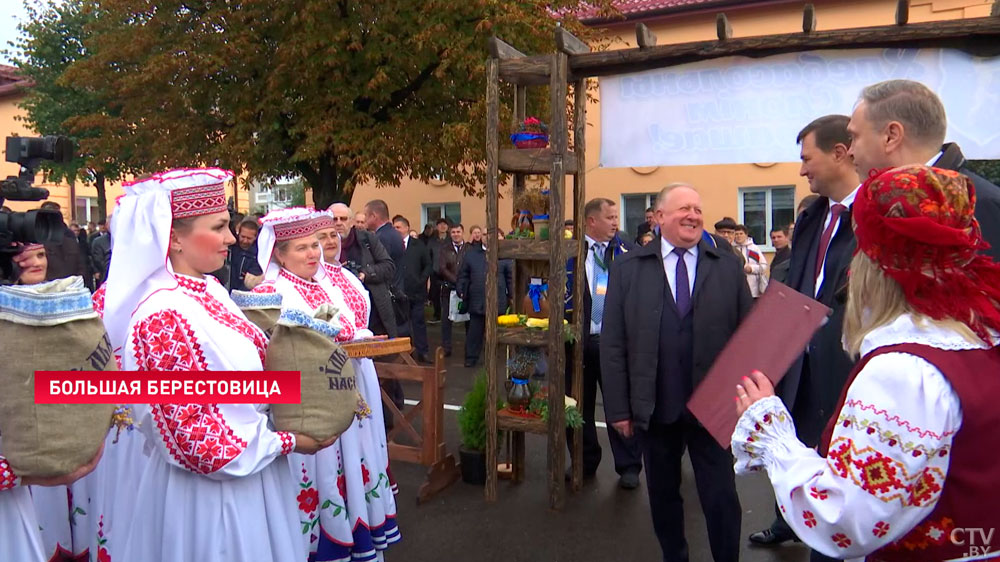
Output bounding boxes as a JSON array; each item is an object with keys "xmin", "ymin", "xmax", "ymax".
[{"xmin": 387, "ymin": 319, "xmax": 813, "ymax": 562}]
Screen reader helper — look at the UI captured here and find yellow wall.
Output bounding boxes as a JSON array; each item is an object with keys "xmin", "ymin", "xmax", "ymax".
[
  {"xmin": 349, "ymin": 0, "xmax": 989, "ymax": 247},
  {"xmin": 0, "ymin": 94, "xmax": 250, "ymax": 224}
]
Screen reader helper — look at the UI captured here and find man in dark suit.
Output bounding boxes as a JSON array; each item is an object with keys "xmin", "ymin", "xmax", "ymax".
[
  {"xmin": 457, "ymin": 230, "xmax": 513, "ymax": 368},
  {"xmin": 602, "ymin": 184, "xmax": 752, "ymax": 562},
  {"xmin": 749, "ymin": 115, "xmax": 860, "ymax": 559},
  {"xmin": 565, "ymin": 197, "xmax": 643, "ymax": 488},
  {"xmin": 436, "ymin": 223, "xmax": 467, "ymax": 357},
  {"xmin": 847, "ymin": 79, "xmax": 1000, "ymax": 260},
  {"xmin": 393, "ymin": 215, "xmax": 433, "ymax": 364}
]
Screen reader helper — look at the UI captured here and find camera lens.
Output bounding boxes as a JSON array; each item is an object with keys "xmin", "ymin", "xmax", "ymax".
[{"xmin": 0, "ymin": 209, "xmax": 63, "ymax": 245}]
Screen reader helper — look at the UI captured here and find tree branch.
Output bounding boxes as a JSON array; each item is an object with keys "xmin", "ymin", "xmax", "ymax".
[{"xmin": 371, "ymin": 58, "xmax": 442, "ymax": 122}]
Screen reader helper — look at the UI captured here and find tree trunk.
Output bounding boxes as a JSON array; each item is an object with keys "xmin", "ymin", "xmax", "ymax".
[
  {"xmin": 95, "ymin": 172, "xmax": 108, "ymax": 222},
  {"xmin": 297, "ymin": 153, "xmax": 356, "ymax": 210}
]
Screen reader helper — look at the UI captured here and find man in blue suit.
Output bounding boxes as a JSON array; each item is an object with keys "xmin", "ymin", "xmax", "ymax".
[{"xmin": 565, "ymin": 198, "xmax": 644, "ymax": 488}]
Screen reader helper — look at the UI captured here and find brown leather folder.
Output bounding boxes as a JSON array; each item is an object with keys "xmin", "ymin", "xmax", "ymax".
[{"xmin": 687, "ymin": 280, "xmax": 832, "ymax": 448}]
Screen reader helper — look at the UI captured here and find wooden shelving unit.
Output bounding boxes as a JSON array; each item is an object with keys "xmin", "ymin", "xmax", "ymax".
[{"xmin": 483, "ymin": 29, "xmax": 589, "ymax": 509}]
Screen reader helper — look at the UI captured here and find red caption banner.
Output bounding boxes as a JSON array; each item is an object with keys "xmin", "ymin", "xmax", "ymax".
[{"xmin": 34, "ymin": 371, "xmax": 301, "ymax": 404}]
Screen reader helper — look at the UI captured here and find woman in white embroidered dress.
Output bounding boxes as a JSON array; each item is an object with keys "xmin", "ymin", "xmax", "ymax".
[
  {"xmin": 102, "ymin": 169, "xmax": 332, "ymax": 562},
  {"xmin": 253, "ymin": 208, "xmax": 399, "ymax": 562},
  {"xmin": 732, "ymin": 166, "xmax": 1000, "ymax": 561}
]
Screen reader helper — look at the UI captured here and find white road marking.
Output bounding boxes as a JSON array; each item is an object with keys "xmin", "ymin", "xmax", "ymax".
[{"xmin": 404, "ymin": 399, "xmax": 608, "ymax": 428}]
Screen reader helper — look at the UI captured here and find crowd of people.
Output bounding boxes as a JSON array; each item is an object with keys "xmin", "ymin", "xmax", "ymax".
[{"xmin": 2, "ymin": 77, "xmax": 1000, "ymax": 562}]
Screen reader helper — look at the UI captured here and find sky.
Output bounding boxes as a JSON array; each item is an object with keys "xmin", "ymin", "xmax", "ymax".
[{"xmin": 0, "ymin": 1, "xmax": 40, "ymax": 65}]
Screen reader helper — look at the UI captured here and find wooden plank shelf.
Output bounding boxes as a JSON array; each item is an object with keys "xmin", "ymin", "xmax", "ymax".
[
  {"xmin": 497, "ymin": 409, "xmax": 547, "ymax": 434},
  {"xmin": 499, "ymin": 148, "xmax": 578, "ymax": 175},
  {"xmin": 498, "ymin": 239, "xmax": 576, "ymax": 260},
  {"xmin": 497, "ymin": 325, "xmax": 578, "ymax": 347}
]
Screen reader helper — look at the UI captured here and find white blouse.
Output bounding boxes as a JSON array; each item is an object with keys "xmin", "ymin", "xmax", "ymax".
[{"xmin": 731, "ymin": 314, "xmax": 985, "ymax": 560}]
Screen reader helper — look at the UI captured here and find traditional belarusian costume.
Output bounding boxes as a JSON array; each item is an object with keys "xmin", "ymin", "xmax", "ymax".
[
  {"xmin": 254, "ymin": 208, "xmax": 399, "ymax": 562},
  {"xmin": 103, "ymin": 168, "xmax": 304, "ymax": 562},
  {"xmin": 1, "ymin": 447, "xmax": 46, "ymax": 562},
  {"xmin": 732, "ymin": 166, "xmax": 1000, "ymax": 562}
]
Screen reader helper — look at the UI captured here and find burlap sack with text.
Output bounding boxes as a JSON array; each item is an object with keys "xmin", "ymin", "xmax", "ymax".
[
  {"xmin": 266, "ymin": 305, "xmax": 360, "ymax": 442},
  {"xmin": 0, "ymin": 277, "xmax": 115, "ymax": 478},
  {"xmin": 231, "ymin": 290, "xmax": 283, "ymax": 336}
]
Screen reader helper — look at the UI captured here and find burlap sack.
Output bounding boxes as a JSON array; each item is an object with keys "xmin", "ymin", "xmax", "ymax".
[
  {"xmin": 0, "ymin": 277, "xmax": 115, "ymax": 478},
  {"xmin": 231, "ymin": 290, "xmax": 282, "ymax": 335},
  {"xmin": 266, "ymin": 304, "xmax": 360, "ymax": 442}
]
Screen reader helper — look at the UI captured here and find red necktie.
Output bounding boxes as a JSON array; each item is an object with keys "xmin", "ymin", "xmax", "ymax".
[{"xmin": 814, "ymin": 204, "xmax": 846, "ymax": 281}]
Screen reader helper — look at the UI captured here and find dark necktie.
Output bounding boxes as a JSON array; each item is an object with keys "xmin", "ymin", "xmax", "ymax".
[
  {"xmin": 672, "ymin": 246, "xmax": 691, "ymax": 317},
  {"xmin": 814, "ymin": 204, "xmax": 847, "ymax": 281}
]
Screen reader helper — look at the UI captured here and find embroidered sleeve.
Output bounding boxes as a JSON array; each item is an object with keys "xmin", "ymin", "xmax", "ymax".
[
  {"xmin": 731, "ymin": 353, "xmax": 962, "ymax": 559},
  {"xmin": 130, "ymin": 309, "xmax": 209, "ymax": 371},
  {"xmin": 334, "ymin": 317, "xmax": 356, "ymax": 342},
  {"xmin": 251, "ymin": 283, "xmax": 277, "ymax": 294},
  {"xmin": 131, "ymin": 310, "xmax": 292, "ymax": 479},
  {"xmin": 1, "ymin": 456, "xmax": 20, "ymax": 490},
  {"xmin": 91, "ymin": 285, "xmax": 106, "ymax": 318}
]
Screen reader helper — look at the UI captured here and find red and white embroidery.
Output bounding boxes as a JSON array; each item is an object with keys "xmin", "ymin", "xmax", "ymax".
[
  {"xmin": 131, "ymin": 310, "xmax": 208, "ymax": 371},
  {"xmin": 252, "ymin": 283, "xmax": 278, "ymax": 294},
  {"xmin": 825, "ymin": 437, "xmax": 946, "ymax": 507},
  {"xmin": 0, "ymin": 456, "xmax": 18, "ymax": 490},
  {"xmin": 151, "ymin": 403, "xmax": 248, "ymax": 474},
  {"xmin": 92, "ymin": 284, "xmax": 106, "ymax": 318},
  {"xmin": 325, "ymin": 264, "xmax": 369, "ymax": 330},
  {"xmin": 175, "ymin": 276, "xmax": 268, "ymax": 364},
  {"xmin": 279, "ymin": 431, "xmax": 295, "ymax": 455},
  {"xmin": 280, "ymin": 269, "xmax": 333, "ymax": 310},
  {"xmin": 832, "ymin": 533, "xmax": 853, "ymax": 549}
]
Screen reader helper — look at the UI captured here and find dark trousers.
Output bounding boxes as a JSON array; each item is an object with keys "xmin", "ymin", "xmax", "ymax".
[
  {"xmin": 401, "ymin": 296, "xmax": 429, "ymax": 356},
  {"xmin": 641, "ymin": 419, "xmax": 741, "ymax": 562},
  {"xmin": 429, "ymin": 274, "xmax": 443, "ymax": 320},
  {"xmin": 465, "ymin": 312, "xmax": 485, "ymax": 365},
  {"xmin": 567, "ymin": 336, "xmax": 643, "ymax": 475}
]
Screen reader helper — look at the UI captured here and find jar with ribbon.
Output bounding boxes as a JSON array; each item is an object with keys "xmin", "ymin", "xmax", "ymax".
[
  {"xmin": 521, "ymin": 277, "xmax": 549, "ymax": 319},
  {"xmin": 505, "ymin": 347, "xmax": 539, "ymax": 411}
]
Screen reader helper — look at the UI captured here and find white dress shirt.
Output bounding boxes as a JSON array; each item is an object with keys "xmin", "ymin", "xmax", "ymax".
[
  {"xmin": 815, "ymin": 185, "xmax": 860, "ymax": 297},
  {"xmin": 584, "ymin": 234, "xmax": 606, "ymax": 335},
  {"xmin": 659, "ymin": 237, "xmax": 698, "ymax": 302}
]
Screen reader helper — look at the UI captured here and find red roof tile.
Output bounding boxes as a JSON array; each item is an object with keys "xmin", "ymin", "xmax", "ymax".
[
  {"xmin": 0, "ymin": 64, "xmax": 32, "ymax": 98},
  {"xmin": 577, "ymin": 0, "xmax": 782, "ymax": 23}
]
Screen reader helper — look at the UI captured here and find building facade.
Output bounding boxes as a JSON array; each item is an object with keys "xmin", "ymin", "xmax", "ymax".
[{"xmin": 347, "ymin": 0, "xmax": 994, "ymax": 251}]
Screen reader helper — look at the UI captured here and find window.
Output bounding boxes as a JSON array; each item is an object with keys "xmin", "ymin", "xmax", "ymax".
[
  {"xmin": 422, "ymin": 202, "xmax": 461, "ymax": 229},
  {"xmin": 75, "ymin": 197, "xmax": 99, "ymax": 223},
  {"xmin": 738, "ymin": 186, "xmax": 795, "ymax": 249},
  {"xmin": 621, "ymin": 193, "xmax": 657, "ymax": 239}
]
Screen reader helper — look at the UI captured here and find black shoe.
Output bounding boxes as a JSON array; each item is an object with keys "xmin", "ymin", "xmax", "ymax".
[
  {"xmin": 444, "ymin": 350, "xmax": 452, "ymax": 357},
  {"xmin": 748, "ymin": 527, "xmax": 799, "ymax": 546},
  {"xmin": 618, "ymin": 471, "xmax": 640, "ymax": 490},
  {"xmin": 464, "ymin": 360, "xmax": 476, "ymax": 368}
]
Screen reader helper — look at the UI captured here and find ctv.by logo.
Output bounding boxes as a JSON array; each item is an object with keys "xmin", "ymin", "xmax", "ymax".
[{"xmin": 947, "ymin": 527, "xmax": 997, "ymax": 560}]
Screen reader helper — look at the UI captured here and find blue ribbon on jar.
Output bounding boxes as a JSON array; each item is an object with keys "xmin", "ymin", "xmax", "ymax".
[
  {"xmin": 511, "ymin": 377, "xmax": 530, "ymax": 385},
  {"xmin": 527, "ymin": 283, "xmax": 548, "ymax": 312},
  {"xmin": 533, "ymin": 214, "xmax": 549, "ymax": 221}
]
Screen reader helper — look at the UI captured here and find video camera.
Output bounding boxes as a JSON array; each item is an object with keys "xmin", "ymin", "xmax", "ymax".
[{"xmin": 1, "ymin": 135, "xmax": 74, "ymax": 280}]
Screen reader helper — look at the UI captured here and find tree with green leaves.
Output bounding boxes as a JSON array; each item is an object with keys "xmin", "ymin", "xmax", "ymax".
[
  {"xmin": 10, "ymin": 0, "xmax": 135, "ymax": 222},
  {"xmin": 63, "ymin": 0, "xmax": 615, "ymax": 209}
]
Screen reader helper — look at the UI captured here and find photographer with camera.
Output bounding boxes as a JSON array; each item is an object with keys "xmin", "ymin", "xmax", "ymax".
[{"xmin": 37, "ymin": 201, "xmax": 87, "ymax": 286}]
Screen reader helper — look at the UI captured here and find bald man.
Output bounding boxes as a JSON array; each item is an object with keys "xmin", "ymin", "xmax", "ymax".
[{"xmin": 601, "ymin": 183, "xmax": 752, "ymax": 562}]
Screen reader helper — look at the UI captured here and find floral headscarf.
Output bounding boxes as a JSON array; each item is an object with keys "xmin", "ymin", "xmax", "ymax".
[{"xmin": 853, "ymin": 165, "xmax": 1000, "ymax": 342}]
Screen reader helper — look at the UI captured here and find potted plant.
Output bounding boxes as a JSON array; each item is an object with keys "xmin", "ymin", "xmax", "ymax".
[{"xmin": 457, "ymin": 370, "xmax": 492, "ymax": 485}]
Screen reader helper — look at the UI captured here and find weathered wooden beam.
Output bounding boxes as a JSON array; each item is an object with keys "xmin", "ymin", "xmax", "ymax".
[
  {"xmin": 636, "ymin": 22, "xmax": 658, "ymax": 48},
  {"xmin": 487, "ymin": 36, "xmax": 526, "ymax": 60},
  {"xmin": 716, "ymin": 13, "xmax": 733, "ymax": 40},
  {"xmin": 567, "ymin": 17, "xmax": 1000, "ymax": 79},
  {"xmin": 803, "ymin": 4, "xmax": 817, "ymax": 33},
  {"xmin": 499, "ymin": 148, "xmax": 578, "ymax": 175},
  {"xmin": 484, "ymin": 56, "xmax": 500, "ymax": 504},
  {"xmin": 991, "ymin": 0, "xmax": 999, "ymax": 17},
  {"xmin": 896, "ymin": 0, "xmax": 909, "ymax": 25},
  {"xmin": 555, "ymin": 27, "xmax": 589, "ymax": 55},
  {"xmin": 498, "ymin": 55, "xmax": 554, "ymax": 86}
]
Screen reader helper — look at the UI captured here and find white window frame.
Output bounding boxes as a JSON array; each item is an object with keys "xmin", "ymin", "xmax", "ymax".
[
  {"xmin": 421, "ymin": 202, "xmax": 461, "ymax": 229},
  {"xmin": 75, "ymin": 196, "xmax": 98, "ymax": 223},
  {"xmin": 620, "ymin": 192, "xmax": 658, "ymax": 239},
  {"xmin": 737, "ymin": 185, "xmax": 796, "ymax": 252}
]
